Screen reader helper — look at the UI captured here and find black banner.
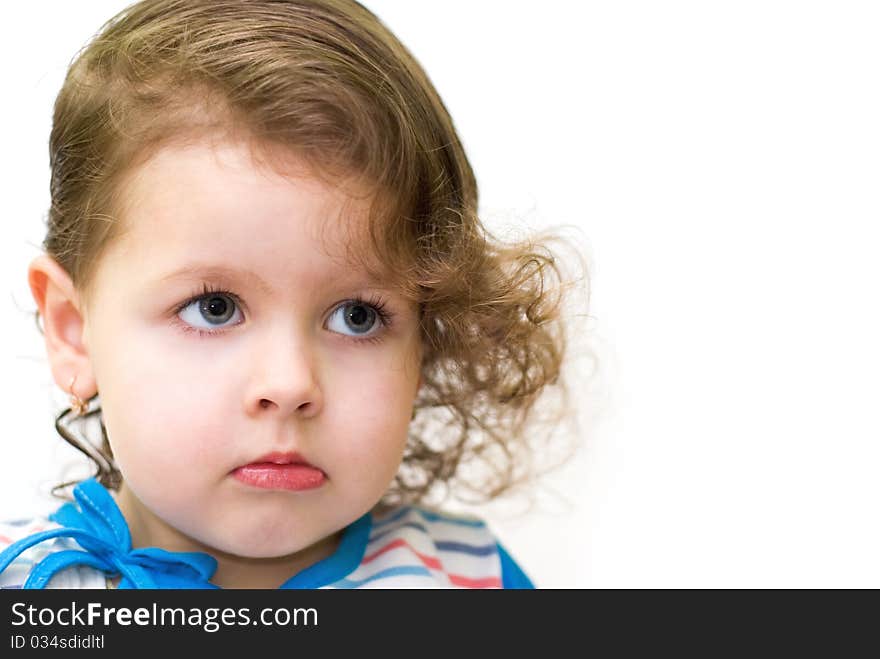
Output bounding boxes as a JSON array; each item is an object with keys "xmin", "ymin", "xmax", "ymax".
[
  {"xmin": 0, "ymin": 589, "xmax": 570, "ymax": 651},
  {"xmin": 0, "ymin": 589, "xmax": 872, "ymax": 652}
]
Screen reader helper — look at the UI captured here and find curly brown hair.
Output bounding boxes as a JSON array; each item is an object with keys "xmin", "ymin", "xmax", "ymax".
[{"xmin": 36, "ymin": 0, "xmax": 591, "ymax": 507}]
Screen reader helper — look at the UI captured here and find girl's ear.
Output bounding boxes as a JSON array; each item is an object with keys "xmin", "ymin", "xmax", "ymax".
[{"xmin": 27, "ymin": 254, "xmax": 97, "ymax": 401}]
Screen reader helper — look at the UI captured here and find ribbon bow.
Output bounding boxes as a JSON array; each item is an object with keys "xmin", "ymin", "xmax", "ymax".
[{"xmin": 0, "ymin": 478, "xmax": 218, "ymax": 589}]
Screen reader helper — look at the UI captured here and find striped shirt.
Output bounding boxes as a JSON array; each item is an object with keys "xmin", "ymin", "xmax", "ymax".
[{"xmin": 0, "ymin": 503, "xmax": 533, "ymax": 589}]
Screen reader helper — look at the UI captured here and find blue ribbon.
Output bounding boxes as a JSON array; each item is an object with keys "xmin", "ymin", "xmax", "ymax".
[{"xmin": 0, "ymin": 479, "xmax": 218, "ymax": 589}]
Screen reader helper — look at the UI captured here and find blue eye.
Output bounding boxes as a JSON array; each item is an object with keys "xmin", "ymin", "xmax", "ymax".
[
  {"xmin": 327, "ymin": 300, "xmax": 385, "ymax": 338},
  {"xmin": 173, "ymin": 284, "xmax": 395, "ymax": 344},
  {"xmin": 178, "ymin": 291, "xmax": 244, "ymax": 331}
]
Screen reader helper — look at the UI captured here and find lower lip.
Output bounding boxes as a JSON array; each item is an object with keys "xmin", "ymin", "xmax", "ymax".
[{"xmin": 232, "ymin": 463, "xmax": 326, "ymax": 491}]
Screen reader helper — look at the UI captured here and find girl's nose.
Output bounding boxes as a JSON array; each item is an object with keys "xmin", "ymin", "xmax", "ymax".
[{"xmin": 243, "ymin": 331, "xmax": 323, "ymax": 419}]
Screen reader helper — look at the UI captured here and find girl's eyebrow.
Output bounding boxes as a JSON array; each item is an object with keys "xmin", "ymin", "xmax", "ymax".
[{"xmin": 157, "ymin": 263, "xmax": 389, "ymax": 294}]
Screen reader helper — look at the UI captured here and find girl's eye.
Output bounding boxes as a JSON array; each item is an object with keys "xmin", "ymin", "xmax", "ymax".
[
  {"xmin": 173, "ymin": 284, "xmax": 394, "ymax": 343},
  {"xmin": 177, "ymin": 292, "xmax": 244, "ymax": 331},
  {"xmin": 326, "ymin": 300, "xmax": 388, "ymax": 340}
]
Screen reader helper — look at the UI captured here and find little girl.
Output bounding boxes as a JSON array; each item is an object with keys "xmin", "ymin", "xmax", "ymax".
[{"xmin": 0, "ymin": 0, "xmax": 579, "ymax": 589}]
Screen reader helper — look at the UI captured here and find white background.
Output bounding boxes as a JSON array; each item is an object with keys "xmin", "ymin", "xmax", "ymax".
[{"xmin": 2, "ymin": 1, "xmax": 879, "ymax": 588}]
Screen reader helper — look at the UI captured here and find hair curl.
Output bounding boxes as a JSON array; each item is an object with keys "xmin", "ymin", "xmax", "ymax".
[{"xmin": 36, "ymin": 0, "xmax": 590, "ymax": 507}]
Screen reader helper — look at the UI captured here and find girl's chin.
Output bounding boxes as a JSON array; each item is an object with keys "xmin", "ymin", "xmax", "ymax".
[{"xmin": 190, "ymin": 526, "xmax": 336, "ymax": 560}]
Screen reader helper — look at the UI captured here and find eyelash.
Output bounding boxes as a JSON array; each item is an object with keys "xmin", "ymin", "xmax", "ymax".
[{"xmin": 171, "ymin": 282, "xmax": 395, "ymax": 345}]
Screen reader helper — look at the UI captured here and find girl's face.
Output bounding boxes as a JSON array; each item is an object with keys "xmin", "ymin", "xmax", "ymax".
[{"xmin": 79, "ymin": 138, "xmax": 423, "ymax": 560}]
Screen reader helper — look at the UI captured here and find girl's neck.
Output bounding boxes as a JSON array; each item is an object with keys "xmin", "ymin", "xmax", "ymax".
[
  {"xmin": 113, "ymin": 484, "xmax": 343, "ymax": 589},
  {"xmin": 206, "ymin": 533, "xmax": 342, "ymax": 589}
]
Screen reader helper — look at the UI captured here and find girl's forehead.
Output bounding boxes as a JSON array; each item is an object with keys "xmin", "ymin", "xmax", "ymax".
[
  {"xmin": 153, "ymin": 260, "xmax": 393, "ymax": 296},
  {"xmin": 101, "ymin": 138, "xmax": 400, "ymax": 294},
  {"xmin": 116, "ymin": 141, "xmax": 376, "ymax": 245},
  {"xmin": 124, "ymin": 139, "xmax": 366, "ymax": 209}
]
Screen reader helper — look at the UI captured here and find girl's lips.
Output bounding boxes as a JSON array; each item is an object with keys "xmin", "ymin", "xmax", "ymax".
[
  {"xmin": 232, "ymin": 463, "xmax": 326, "ymax": 491},
  {"xmin": 232, "ymin": 451, "xmax": 326, "ymax": 491}
]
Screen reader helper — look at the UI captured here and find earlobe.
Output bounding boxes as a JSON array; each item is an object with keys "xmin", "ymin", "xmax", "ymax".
[{"xmin": 27, "ymin": 254, "xmax": 97, "ymax": 400}]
